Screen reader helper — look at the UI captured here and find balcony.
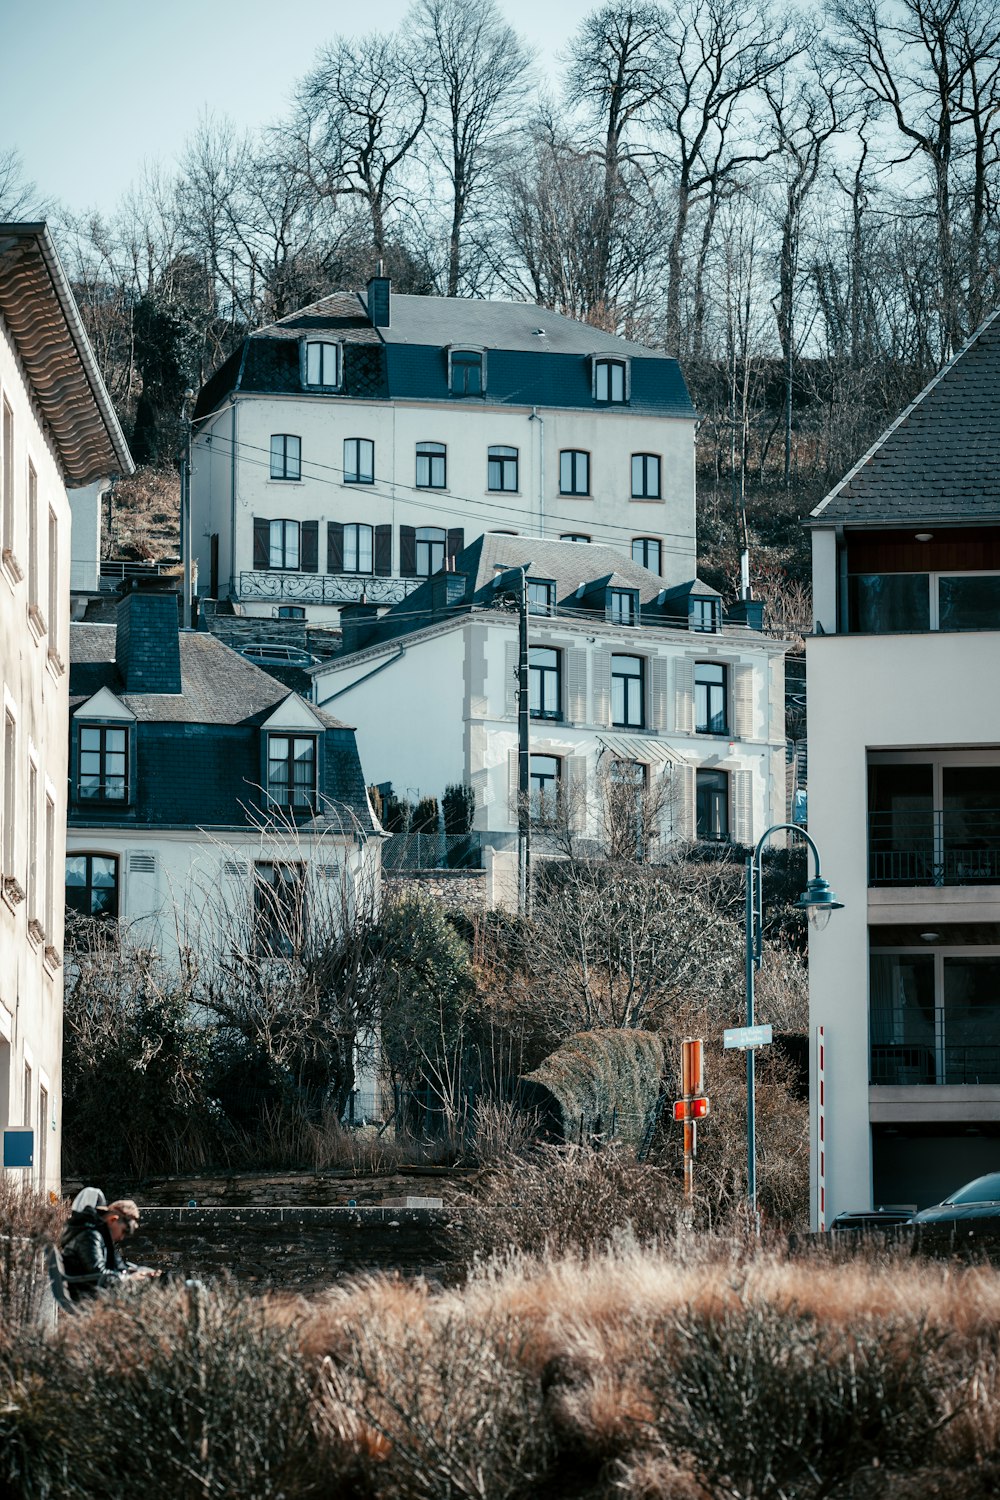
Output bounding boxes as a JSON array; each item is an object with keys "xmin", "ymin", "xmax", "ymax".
[
  {"xmin": 239, "ymin": 571, "xmax": 420, "ymax": 606},
  {"xmin": 871, "ymin": 1006, "xmax": 1000, "ymax": 1085},
  {"xmin": 868, "ymin": 809, "xmax": 1000, "ymax": 887}
]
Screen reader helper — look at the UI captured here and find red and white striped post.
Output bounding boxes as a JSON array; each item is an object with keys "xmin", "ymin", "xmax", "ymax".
[{"xmin": 817, "ymin": 1025, "xmax": 826, "ymax": 1231}]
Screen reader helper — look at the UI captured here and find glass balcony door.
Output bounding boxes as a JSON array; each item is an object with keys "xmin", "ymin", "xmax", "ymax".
[
  {"xmin": 870, "ymin": 948, "xmax": 1000, "ymax": 1085},
  {"xmin": 869, "ymin": 758, "xmax": 1000, "ymax": 886}
]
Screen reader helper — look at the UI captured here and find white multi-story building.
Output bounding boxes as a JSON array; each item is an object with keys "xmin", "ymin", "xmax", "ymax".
[
  {"xmin": 189, "ymin": 276, "xmax": 698, "ymax": 624},
  {"xmin": 310, "ymin": 535, "xmax": 788, "ymax": 877},
  {"xmin": 807, "ymin": 311, "xmax": 1000, "ymax": 1224},
  {"xmin": 0, "ymin": 222, "xmax": 132, "ymax": 1194}
]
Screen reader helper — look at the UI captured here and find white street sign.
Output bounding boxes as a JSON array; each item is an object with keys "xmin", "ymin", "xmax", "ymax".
[{"xmin": 724, "ymin": 1024, "xmax": 773, "ymax": 1051}]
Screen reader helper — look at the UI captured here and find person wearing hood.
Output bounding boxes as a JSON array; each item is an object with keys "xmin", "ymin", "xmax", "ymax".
[{"xmin": 60, "ymin": 1188, "xmax": 158, "ymax": 1300}]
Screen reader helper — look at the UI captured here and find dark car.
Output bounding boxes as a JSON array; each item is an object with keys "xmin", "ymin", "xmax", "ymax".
[
  {"xmin": 830, "ymin": 1206, "xmax": 915, "ymax": 1232},
  {"xmin": 910, "ymin": 1172, "xmax": 1000, "ymax": 1242}
]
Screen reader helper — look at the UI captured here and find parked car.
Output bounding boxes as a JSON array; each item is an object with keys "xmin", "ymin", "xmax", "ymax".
[
  {"xmin": 910, "ymin": 1172, "xmax": 1000, "ymax": 1233},
  {"xmin": 238, "ymin": 643, "xmax": 317, "ymax": 668},
  {"xmin": 830, "ymin": 1206, "xmax": 915, "ymax": 1231}
]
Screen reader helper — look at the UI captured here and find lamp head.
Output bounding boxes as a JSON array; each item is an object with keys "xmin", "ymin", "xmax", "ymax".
[{"xmin": 793, "ymin": 875, "xmax": 844, "ymax": 932}]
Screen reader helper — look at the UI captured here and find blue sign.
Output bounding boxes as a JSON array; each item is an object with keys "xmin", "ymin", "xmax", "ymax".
[{"xmin": 3, "ymin": 1128, "xmax": 34, "ymax": 1168}]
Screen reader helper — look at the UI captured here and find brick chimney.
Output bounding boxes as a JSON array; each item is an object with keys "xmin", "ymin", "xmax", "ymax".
[
  {"xmin": 340, "ymin": 601, "xmax": 379, "ymax": 655},
  {"xmin": 116, "ymin": 583, "xmax": 182, "ymax": 694},
  {"xmin": 367, "ymin": 264, "xmax": 391, "ymax": 329}
]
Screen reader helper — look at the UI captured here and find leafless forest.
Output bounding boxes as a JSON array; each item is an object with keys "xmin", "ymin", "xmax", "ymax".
[{"xmin": 5, "ymin": 0, "xmax": 1000, "ymax": 595}]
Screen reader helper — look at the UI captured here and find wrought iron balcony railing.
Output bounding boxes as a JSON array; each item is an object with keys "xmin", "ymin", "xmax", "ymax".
[
  {"xmin": 239, "ymin": 571, "xmax": 420, "ymax": 606},
  {"xmin": 868, "ymin": 809, "xmax": 1000, "ymax": 886}
]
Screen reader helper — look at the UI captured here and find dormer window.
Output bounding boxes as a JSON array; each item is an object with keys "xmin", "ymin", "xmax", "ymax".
[
  {"xmin": 78, "ymin": 726, "xmax": 129, "ymax": 803},
  {"xmin": 449, "ymin": 348, "xmax": 484, "ymax": 395},
  {"xmin": 690, "ymin": 597, "xmax": 722, "ymax": 633},
  {"xmin": 527, "ymin": 579, "xmax": 556, "ymax": 616},
  {"xmin": 609, "ymin": 589, "xmax": 639, "ymax": 626},
  {"xmin": 266, "ymin": 734, "xmax": 318, "ymax": 813},
  {"xmin": 303, "ymin": 340, "xmax": 341, "ymax": 389},
  {"xmin": 594, "ymin": 358, "xmax": 627, "ymax": 403}
]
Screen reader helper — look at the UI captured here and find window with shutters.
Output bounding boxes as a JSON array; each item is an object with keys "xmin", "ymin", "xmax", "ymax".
[
  {"xmin": 303, "ymin": 340, "xmax": 340, "ymax": 388},
  {"xmin": 611, "ymin": 654, "xmax": 644, "ymax": 728},
  {"xmin": 344, "ymin": 438, "xmax": 374, "ymax": 484},
  {"xmin": 696, "ymin": 769, "xmax": 729, "ymax": 841},
  {"xmin": 529, "ymin": 647, "xmax": 561, "ymax": 720},
  {"xmin": 66, "ymin": 853, "xmax": 119, "ymax": 920},
  {"xmin": 530, "ymin": 755, "xmax": 561, "ymax": 826},
  {"xmin": 269, "ymin": 434, "xmax": 301, "ymax": 480},
  {"xmin": 266, "ymin": 735, "xmax": 318, "ymax": 812},
  {"xmin": 416, "ymin": 442, "xmax": 447, "ymax": 488},
  {"xmin": 632, "ymin": 537, "xmax": 661, "ymax": 573},
  {"xmin": 415, "ymin": 527, "xmax": 446, "ymax": 576},
  {"xmin": 267, "ymin": 519, "xmax": 299, "ymax": 569},
  {"xmin": 488, "ymin": 446, "xmax": 518, "ymax": 491},
  {"xmin": 594, "ymin": 358, "xmax": 627, "ymax": 403},
  {"xmin": 1, "ymin": 396, "xmax": 13, "ymax": 577},
  {"xmin": 559, "ymin": 450, "xmax": 590, "ymax": 495},
  {"xmin": 609, "ymin": 589, "xmax": 638, "ymax": 626},
  {"xmin": 343, "ymin": 524, "xmax": 374, "ymax": 574},
  {"xmin": 607, "ymin": 759, "xmax": 647, "ymax": 859},
  {"xmin": 631, "ymin": 454, "xmax": 661, "ymax": 499},
  {"xmin": 449, "ymin": 349, "xmax": 484, "ymax": 395},
  {"xmin": 695, "ymin": 662, "xmax": 728, "ymax": 734}
]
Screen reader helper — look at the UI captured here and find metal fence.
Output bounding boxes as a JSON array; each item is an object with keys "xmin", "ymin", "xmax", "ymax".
[
  {"xmin": 382, "ymin": 831, "xmax": 483, "ymax": 871},
  {"xmin": 869, "ymin": 809, "xmax": 1000, "ymax": 886},
  {"xmin": 871, "ymin": 1006, "xmax": 1000, "ymax": 1084}
]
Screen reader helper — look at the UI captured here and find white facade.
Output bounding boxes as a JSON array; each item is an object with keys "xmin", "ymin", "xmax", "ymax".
[
  {"xmin": 0, "ymin": 224, "xmax": 132, "ymax": 1196},
  {"xmin": 313, "ymin": 612, "xmax": 787, "ymax": 860}
]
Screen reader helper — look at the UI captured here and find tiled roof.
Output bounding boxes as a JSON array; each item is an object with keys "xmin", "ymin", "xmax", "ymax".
[
  {"xmin": 810, "ymin": 310, "xmax": 1000, "ymax": 527},
  {"xmin": 364, "ymin": 292, "xmax": 668, "ymax": 358}
]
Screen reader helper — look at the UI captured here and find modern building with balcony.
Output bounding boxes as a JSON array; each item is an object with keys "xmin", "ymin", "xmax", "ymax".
[
  {"xmin": 807, "ymin": 310, "xmax": 1000, "ymax": 1222},
  {"xmin": 189, "ymin": 275, "xmax": 697, "ymax": 624}
]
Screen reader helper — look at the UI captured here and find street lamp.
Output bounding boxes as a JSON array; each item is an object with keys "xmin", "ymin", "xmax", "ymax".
[{"xmin": 744, "ymin": 823, "xmax": 843, "ymax": 1214}]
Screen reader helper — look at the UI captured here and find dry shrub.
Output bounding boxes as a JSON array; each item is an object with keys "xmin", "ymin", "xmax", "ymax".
[
  {"xmin": 459, "ymin": 1144, "xmax": 684, "ymax": 1262},
  {"xmin": 0, "ymin": 1178, "xmax": 65, "ymax": 1339},
  {"xmin": 318, "ymin": 1306, "xmax": 551, "ymax": 1499},
  {"xmin": 1, "ymin": 1283, "xmax": 325, "ymax": 1500},
  {"xmin": 470, "ymin": 1098, "xmax": 540, "ymax": 1165}
]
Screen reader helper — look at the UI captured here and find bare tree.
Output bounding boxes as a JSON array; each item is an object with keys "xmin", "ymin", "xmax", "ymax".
[
  {"xmin": 413, "ymin": 0, "xmax": 533, "ymax": 296},
  {"xmin": 292, "ymin": 33, "xmax": 430, "ymax": 264},
  {"xmin": 0, "ymin": 148, "xmax": 45, "ymax": 219}
]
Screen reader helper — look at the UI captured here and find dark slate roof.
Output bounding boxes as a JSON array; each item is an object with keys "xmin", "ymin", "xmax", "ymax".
[
  {"xmin": 69, "ymin": 626, "xmax": 374, "ymax": 832},
  {"xmin": 810, "ymin": 310, "xmax": 1000, "ymax": 528},
  {"xmin": 326, "ymin": 535, "xmax": 723, "ymax": 659},
  {"xmin": 194, "ymin": 291, "xmax": 696, "ymax": 420}
]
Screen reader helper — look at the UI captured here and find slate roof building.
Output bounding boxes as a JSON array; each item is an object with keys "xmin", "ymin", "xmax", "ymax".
[
  {"xmin": 67, "ymin": 584, "xmax": 380, "ymax": 962},
  {"xmin": 0, "ymin": 222, "xmax": 133, "ymax": 1194},
  {"xmin": 807, "ymin": 311, "xmax": 1000, "ymax": 1225},
  {"xmin": 189, "ymin": 276, "xmax": 698, "ymax": 624},
  {"xmin": 310, "ymin": 535, "xmax": 787, "ymax": 884}
]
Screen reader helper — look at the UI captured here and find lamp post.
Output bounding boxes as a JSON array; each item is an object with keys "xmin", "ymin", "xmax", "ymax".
[{"xmin": 745, "ymin": 823, "xmax": 842, "ymax": 1214}]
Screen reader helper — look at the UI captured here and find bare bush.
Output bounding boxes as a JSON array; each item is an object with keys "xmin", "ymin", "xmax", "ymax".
[{"xmin": 0, "ymin": 1179, "xmax": 65, "ymax": 1340}]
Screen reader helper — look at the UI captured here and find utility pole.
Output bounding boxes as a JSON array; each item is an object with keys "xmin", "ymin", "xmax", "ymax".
[{"xmin": 517, "ymin": 566, "xmax": 530, "ymax": 914}]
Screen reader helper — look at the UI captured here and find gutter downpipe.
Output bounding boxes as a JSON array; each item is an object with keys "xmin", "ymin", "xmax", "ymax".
[{"xmin": 530, "ymin": 408, "xmax": 544, "ymax": 538}]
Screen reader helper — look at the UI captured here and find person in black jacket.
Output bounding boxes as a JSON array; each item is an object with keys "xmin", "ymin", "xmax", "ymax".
[{"xmin": 60, "ymin": 1189, "xmax": 158, "ymax": 1300}]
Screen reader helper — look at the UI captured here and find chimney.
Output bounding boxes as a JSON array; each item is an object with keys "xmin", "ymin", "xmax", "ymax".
[
  {"xmin": 116, "ymin": 582, "xmax": 182, "ymax": 694},
  {"xmin": 367, "ymin": 264, "xmax": 391, "ymax": 329},
  {"xmin": 340, "ymin": 601, "xmax": 379, "ymax": 655},
  {"xmin": 431, "ymin": 571, "xmax": 467, "ymax": 613}
]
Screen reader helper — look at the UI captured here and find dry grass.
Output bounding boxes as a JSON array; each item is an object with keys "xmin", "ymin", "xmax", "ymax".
[{"xmin": 6, "ymin": 1235, "xmax": 1000, "ymax": 1497}]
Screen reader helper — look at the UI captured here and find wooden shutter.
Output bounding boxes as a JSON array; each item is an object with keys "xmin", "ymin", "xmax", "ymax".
[
  {"xmin": 508, "ymin": 746, "xmax": 519, "ymax": 825},
  {"xmin": 327, "ymin": 522, "xmax": 344, "ymax": 573},
  {"xmin": 650, "ymin": 655, "xmax": 670, "ymax": 732},
  {"xmin": 732, "ymin": 664, "xmax": 754, "ymax": 739},
  {"xmin": 400, "ymin": 525, "xmax": 417, "ymax": 576},
  {"xmin": 374, "ymin": 524, "xmax": 392, "ymax": 576},
  {"xmin": 565, "ymin": 755, "xmax": 588, "ymax": 833},
  {"xmin": 674, "ymin": 763, "xmax": 696, "ymax": 840},
  {"xmin": 253, "ymin": 518, "xmax": 269, "ymax": 569},
  {"xmin": 301, "ymin": 520, "xmax": 319, "ymax": 572},
  {"xmin": 673, "ymin": 657, "xmax": 694, "ymax": 733},
  {"xmin": 447, "ymin": 528, "xmax": 464, "ymax": 566},
  {"xmin": 504, "ymin": 639, "xmax": 518, "ymax": 717},
  {"xmin": 769, "ymin": 657, "xmax": 785, "ymax": 742},
  {"xmin": 732, "ymin": 768, "xmax": 753, "ymax": 846},
  {"xmin": 566, "ymin": 648, "xmax": 587, "ymax": 722},
  {"xmin": 592, "ymin": 647, "xmax": 611, "ymax": 726}
]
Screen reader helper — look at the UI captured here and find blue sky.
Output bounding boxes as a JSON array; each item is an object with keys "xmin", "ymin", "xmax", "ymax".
[{"xmin": 1, "ymin": 0, "xmax": 567, "ymax": 217}]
